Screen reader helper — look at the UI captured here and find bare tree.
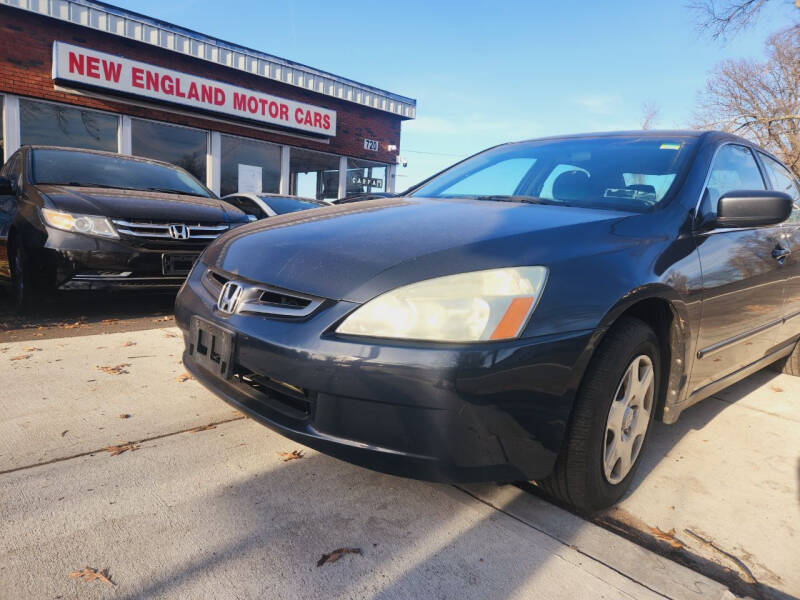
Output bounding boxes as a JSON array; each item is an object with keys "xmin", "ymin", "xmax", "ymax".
[
  {"xmin": 641, "ymin": 102, "xmax": 661, "ymax": 130},
  {"xmin": 689, "ymin": 0, "xmax": 799, "ymax": 39},
  {"xmin": 694, "ymin": 27, "xmax": 800, "ymax": 175}
]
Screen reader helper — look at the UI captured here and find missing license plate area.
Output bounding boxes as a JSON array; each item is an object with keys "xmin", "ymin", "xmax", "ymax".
[
  {"xmin": 163, "ymin": 253, "xmax": 198, "ymax": 275},
  {"xmin": 190, "ymin": 317, "xmax": 235, "ymax": 378}
]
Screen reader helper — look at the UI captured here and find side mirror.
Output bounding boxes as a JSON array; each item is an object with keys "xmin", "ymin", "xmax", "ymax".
[
  {"xmin": 0, "ymin": 176, "xmax": 14, "ymax": 196},
  {"xmin": 713, "ymin": 190, "xmax": 793, "ymax": 229}
]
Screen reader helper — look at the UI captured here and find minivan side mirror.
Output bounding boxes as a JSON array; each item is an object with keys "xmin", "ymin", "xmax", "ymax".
[
  {"xmin": 0, "ymin": 176, "xmax": 14, "ymax": 196},
  {"xmin": 713, "ymin": 190, "xmax": 793, "ymax": 229}
]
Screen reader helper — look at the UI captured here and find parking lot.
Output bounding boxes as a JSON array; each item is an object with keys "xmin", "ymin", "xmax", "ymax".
[{"xmin": 1, "ymin": 296, "xmax": 797, "ymax": 600}]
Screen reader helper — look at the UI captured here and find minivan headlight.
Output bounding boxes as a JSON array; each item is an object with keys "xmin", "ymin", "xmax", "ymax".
[
  {"xmin": 41, "ymin": 208, "xmax": 119, "ymax": 239},
  {"xmin": 336, "ymin": 266, "xmax": 548, "ymax": 342}
]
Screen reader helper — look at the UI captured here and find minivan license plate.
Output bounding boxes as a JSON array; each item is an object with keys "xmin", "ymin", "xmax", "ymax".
[{"xmin": 189, "ymin": 317, "xmax": 235, "ymax": 379}]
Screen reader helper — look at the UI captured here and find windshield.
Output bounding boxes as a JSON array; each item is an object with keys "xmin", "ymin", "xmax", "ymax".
[
  {"xmin": 263, "ymin": 195, "xmax": 325, "ymax": 214},
  {"xmin": 31, "ymin": 149, "xmax": 213, "ymax": 198},
  {"xmin": 411, "ymin": 136, "xmax": 698, "ymax": 212}
]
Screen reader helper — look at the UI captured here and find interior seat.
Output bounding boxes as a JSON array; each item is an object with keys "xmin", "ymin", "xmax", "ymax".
[{"xmin": 552, "ymin": 170, "xmax": 592, "ymax": 202}]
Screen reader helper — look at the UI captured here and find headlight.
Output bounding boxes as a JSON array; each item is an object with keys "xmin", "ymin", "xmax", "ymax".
[
  {"xmin": 337, "ymin": 266, "xmax": 548, "ymax": 342},
  {"xmin": 41, "ymin": 208, "xmax": 119, "ymax": 239}
]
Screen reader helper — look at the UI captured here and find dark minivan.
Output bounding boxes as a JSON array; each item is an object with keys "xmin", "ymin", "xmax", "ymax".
[
  {"xmin": 0, "ymin": 146, "xmax": 249, "ymax": 310},
  {"xmin": 175, "ymin": 131, "xmax": 800, "ymax": 510}
]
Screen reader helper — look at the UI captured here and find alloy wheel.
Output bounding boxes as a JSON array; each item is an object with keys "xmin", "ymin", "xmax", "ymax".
[{"xmin": 603, "ymin": 354, "xmax": 654, "ymax": 484}]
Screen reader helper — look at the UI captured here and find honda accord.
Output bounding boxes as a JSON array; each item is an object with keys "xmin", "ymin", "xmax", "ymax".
[{"xmin": 175, "ymin": 131, "xmax": 800, "ymax": 510}]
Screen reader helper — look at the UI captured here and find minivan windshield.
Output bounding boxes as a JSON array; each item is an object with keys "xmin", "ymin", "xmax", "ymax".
[
  {"xmin": 31, "ymin": 149, "xmax": 213, "ymax": 198},
  {"xmin": 411, "ymin": 136, "xmax": 698, "ymax": 212}
]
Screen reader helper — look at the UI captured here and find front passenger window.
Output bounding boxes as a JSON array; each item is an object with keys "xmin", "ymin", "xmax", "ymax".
[{"xmin": 701, "ymin": 145, "xmax": 765, "ymax": 220}]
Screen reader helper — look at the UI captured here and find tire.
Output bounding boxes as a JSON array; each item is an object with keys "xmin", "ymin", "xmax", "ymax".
[
  {"xmin": 10, "ymin": 240, "xmax": 40, "ymax": 313},
  {"xmin": 770, "ymin": 342, "xmax": 800, "ymax": 377},
  {"xmin": 540, "ymin": 317, "xmax": 660, "ymax": 512}
]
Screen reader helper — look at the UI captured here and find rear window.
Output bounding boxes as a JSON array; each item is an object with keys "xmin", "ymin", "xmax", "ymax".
[
  {"xmin": 411, "ymin": 136, "xmax": 698, "ymax": 212},
  {"xmin": 31, "ymin": 149, "xmax": 212, "ymax": 198}
]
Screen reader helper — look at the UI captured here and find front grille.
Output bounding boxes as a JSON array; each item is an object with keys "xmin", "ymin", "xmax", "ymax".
[
  {"xmin": 202, "ymin": 269, "xmax": 323, "ymax": 318},
  {"xmin": 233, "ymin": 366, "xmax": 312, "ymax": 419},
  {"xmin": 112, "ymin": 219, "xmax": 229, "ymax": 240}
]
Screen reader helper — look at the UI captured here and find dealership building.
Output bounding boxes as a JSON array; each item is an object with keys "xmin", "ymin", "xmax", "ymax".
[{"xmin": 0, "ymin": 0, "xmax": 415, "ymax": 200}]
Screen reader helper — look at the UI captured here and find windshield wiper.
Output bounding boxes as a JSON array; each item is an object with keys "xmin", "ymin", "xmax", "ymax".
[
  {"xmin": 37, "ymin": 182, "xmax": 121, "ymax": 189},
  {"xmin": 141, "ymin": 187, "xmax": 207, "ymax": 198},
  {"xmin": 474, "ymin": 195, "xmax": 569, "ymax": 207}
]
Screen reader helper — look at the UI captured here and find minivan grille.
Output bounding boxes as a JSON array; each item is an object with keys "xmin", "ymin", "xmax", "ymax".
[{"xmin": 112, "ymin": 219, "xmax": 229, "ymax": 240}]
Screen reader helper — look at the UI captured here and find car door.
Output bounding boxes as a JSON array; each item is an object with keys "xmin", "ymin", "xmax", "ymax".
[
  {"xmin": 757, "ymin": 151, "xmax": 800, "ymax": 342},
  {"xmin": 689, "ymin": 143, "xmax": 787, "ymax": 394}
]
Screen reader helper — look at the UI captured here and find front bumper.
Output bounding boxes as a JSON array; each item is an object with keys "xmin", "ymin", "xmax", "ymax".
[
  {"xmin": 176, "ymin": 263, "xmax": 597, "ymax": 483},
  {"xmin": 37, "ymin": 228, "xmax": 207, "ymax": 290}
]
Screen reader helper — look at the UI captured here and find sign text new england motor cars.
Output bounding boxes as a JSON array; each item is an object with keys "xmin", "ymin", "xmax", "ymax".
[{"xmin": 52, "ymin": 42, "xmax": 337, "ymax": 136}]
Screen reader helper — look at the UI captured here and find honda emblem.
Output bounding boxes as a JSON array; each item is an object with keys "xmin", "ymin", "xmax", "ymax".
[
  {"xmin": 168, "ymin": 224, "xmax": 190, "ymax": 240},
  {"xmin": 217, "ymin": 281, "xmax": 243, "ymax": 314}
]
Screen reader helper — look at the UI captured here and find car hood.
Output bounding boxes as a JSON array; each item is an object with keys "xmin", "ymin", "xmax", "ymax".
[
  {"xmin": 37, "ymin": 185, "xmax": 244, "ymax": 222},
  {"xmin": 205, "ymin": 197, "xmax": 635, "ymax": 303}
]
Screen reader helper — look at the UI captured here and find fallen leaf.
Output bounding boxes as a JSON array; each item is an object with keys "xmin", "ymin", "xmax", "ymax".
[
  {"xmin": 62, "ymin": 322, "xmax": 83, "ymax": 329},
  {"xmin": 10, "ymin": 354, "xmax": 32, "ymax": 361},
  {"xmin": 176, "ymin": 373, "xmax": 193, "ymax": 382},
  {"xmin": 770, "ymin": 385, "xmax": 784, "ymax": 393},
  {"xmin": 97, "ymin": 363, "xmax": 131, "ymax": 375},
  {"xmin": 69, "ymin": 567, "xmax": 116, "ymax": 587},
  {"xmin": 100, "ymin": 319, "xmax": 119, "ymax": 325},
  {"xmin": 123, "ymin": 341, "xmax": 137, "ymax": 347},
  {"xmin": 648, "ymin": 526, "xmax": 684, "ymax": 550},
  {"xmin": 119, "ymin": 414, "xmax": 131, "ymax": 419},
  {"xmin": 61, "ymin": 430, "xmax": 69, "ymax": 437},
  {"xmin": 189, "ymin": 424, "xmax": 216, "ymax": 433},
  {"xmin": 279, "ymin": 450, "xmax": 305, "ymax": 462},
  {"xmin": 316, "ymin": 547, "xmax": 362, "ymax": 567},
  {"xmin": 23, "ymin": 347, "xmax": 42, "ymax": 352},
  {"xmin": 163, "ymin": 331, "xmax": 179, "ymax": 338},
  {"xmin": 104, "ymin": 442, "xmax": 139, "ymax": 456},
  {"xmin": 153, "ymin": 316, "xmax": 172, "ymax": 323}
]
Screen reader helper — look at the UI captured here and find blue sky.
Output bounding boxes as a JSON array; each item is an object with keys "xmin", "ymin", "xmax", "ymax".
[{"xmin": 112, "ymin": 0, "xmax": 793, "ymax": 188}]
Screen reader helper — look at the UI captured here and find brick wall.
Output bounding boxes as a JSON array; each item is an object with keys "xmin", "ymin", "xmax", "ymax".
[{"xmin": 0, "ymin": 6, "xmax": 404, "ymax": 164}]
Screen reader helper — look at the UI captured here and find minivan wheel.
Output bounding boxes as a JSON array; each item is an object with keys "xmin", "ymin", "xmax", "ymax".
[
  {"xmin": 540, "ymin": 317, "xmax": 660, "ymax": 512},
  {"xmin": 770, "ymin": 342, "xmax": 800, "ymax": 377},
  {"xmin": 10, "ymin": 242, "xmax": 40, "ymax": 313}
]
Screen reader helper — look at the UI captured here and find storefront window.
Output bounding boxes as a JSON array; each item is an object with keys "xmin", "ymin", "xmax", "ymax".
[
  {"xmin": 132, "ymin": 119, "xmax": 207, "ymax": 182},
  {"xmin": 290, "ymin": 148, "xmax": 339, "ymax": 200},
  {"xmin": 220, "ymin": 134, "xmax": 281, "ymax": 197},
  {"xmin": 19, "ymin": 98, "xmax": 117, "ymax": 152},
  {"xmin": 347, "ymin": 158, "xmax": 388, "ymax": 196}
]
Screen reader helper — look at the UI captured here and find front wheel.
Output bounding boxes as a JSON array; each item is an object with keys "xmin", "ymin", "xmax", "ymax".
[
  {"xmin": 540, "ymin": 317, "xmax": 660, "ymax": 511},
  {"xmin": 10, "ymin": 241, "xmax": 40, "ymax": 313}
]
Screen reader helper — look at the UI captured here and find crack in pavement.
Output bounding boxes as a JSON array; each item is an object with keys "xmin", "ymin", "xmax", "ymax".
[{"xmin": 0, "ymin": 415, "xmax": 247, "ymax": 477}]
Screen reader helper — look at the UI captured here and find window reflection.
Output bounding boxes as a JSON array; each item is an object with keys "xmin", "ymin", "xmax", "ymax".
[
  {"xmin": 290, "ymin": 148, "xmax": 339, "ymax": 200},
  {"xmin": 221, "ymin": 135, "xmax": 281, "ymax": 197},
  {"xmin": 19, "ymin": 99, "xmax": 118, "ymax": 152},
  {"xmin": 347, "ymin": 158, "xmax": 388, "ymax": 196},
  {"xmin": 132, "ymin": 119, "xmax": 207, "ymax": 182}
]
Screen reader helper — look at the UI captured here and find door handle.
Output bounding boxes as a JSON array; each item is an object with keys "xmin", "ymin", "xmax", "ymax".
[{"xmin": 772, "ymin": 246, "xmax": 791, "ymax": 261}]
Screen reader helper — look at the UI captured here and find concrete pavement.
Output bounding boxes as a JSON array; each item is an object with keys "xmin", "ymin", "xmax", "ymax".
[{"xmin": 0, "ymin": 326, "xmax": 792, "ymax": 599}]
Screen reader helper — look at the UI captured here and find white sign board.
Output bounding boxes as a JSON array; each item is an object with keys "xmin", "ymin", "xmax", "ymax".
[
  {"xmin": 52, "ymin": 41, "xmax": 337, "ymax": 136},
  {"xmin": 363, "ymin": 138, "xmax": 379, "ymax": 152},
  {"xmin": 237, "ymin": 164, "xmax": 263, "ymax": 193}
]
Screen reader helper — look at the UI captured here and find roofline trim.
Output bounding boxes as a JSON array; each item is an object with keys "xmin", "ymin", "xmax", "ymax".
[{"xmin": 1, "ymin": 0, "xmax": 417, "ymax": 119}]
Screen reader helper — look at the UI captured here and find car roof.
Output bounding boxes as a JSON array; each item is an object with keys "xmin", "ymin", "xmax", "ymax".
[
  {"xmin": 509, "ymin": 129, "xmax": 757, "ymax": 148},
  {"xmin": 226, "ymin": 192, "xmax": 324, "ymax": 204}
]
